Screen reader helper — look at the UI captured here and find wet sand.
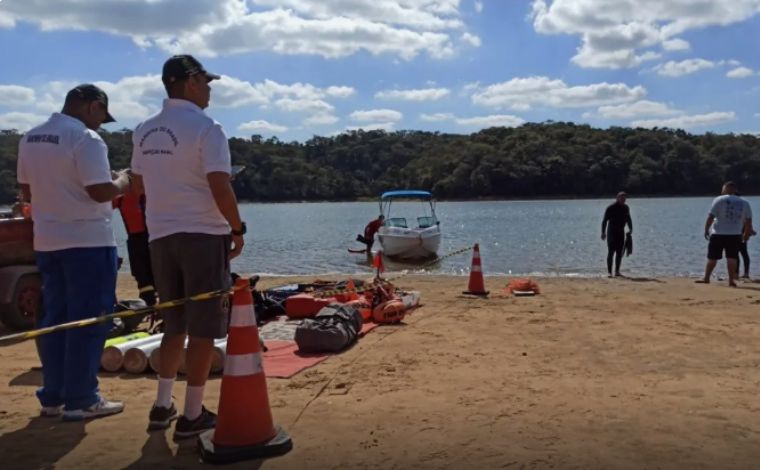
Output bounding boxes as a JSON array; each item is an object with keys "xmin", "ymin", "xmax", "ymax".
[{"xmin": 1, "ymin": 273, "xmax": 760, "ymax": 469}]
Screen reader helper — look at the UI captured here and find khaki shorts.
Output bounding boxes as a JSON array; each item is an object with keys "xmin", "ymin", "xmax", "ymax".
[{"xmin": 150, "ymin": 233, "xmax": 231, "ymax": 339}]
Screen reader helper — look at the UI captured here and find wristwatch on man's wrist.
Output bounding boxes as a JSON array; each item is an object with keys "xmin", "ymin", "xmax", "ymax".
[{"xmin": 231, "ymin": 222, "xmax": 247, "ymax": 236}]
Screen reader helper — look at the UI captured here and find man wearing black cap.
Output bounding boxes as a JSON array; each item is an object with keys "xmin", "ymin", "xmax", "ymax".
[
  {"xmin": 131, "ymin": 55, "xmax": 245, "ymax": 439},
  {"xmin": 601, "ymin": 191, "xmax": 633, "ymax": 277},
  {"xmin": 16, "ymin": 84, "xmax": 132, "ymax": 420}
]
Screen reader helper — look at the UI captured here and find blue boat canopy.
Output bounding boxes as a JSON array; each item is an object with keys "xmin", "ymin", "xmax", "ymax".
[{"xmin": 380, "ymin": 190, "xmax": 432, "ymax": 200}]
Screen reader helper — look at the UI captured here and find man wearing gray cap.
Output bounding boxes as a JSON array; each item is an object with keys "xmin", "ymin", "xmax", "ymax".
[
  {"xmin": 131, "ymin": 55, "xmax": 245, "ymax": 439},
  {"xmin": 17, "ymin": 84, "xmax": 132, "ymax": 421}
]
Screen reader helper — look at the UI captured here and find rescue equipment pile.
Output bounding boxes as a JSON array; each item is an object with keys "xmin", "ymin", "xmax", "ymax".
[{"xmin": 100, "ymin": 277, "xmax": 421, "ymax": 376}]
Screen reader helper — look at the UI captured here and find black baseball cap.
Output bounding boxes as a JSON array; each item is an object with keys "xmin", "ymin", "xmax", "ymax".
[
  {"xmin": 162, "ymin": 55, "xmax": 221, "ymax": 85},
  {"xmin": 66, "ymin": 84, "xmax": 115, "ymax": 123}
]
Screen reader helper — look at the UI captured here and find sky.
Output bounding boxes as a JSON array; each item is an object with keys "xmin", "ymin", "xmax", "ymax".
[{"xmin": 0, "ymin": 0, "xmax": 759, "ymax": 141}]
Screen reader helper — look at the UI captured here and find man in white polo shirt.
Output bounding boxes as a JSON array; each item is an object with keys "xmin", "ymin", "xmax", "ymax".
[
  {"xmin": 131, "ymin": 55, "xmax": 245, "ymax": 439},
  {"xmin": 17, "ymin": 84, "xmax": 132, "ymax": 420},
  {"xmin": 698, "ymin": 181, "xmax": 753, "ymax": 286}
]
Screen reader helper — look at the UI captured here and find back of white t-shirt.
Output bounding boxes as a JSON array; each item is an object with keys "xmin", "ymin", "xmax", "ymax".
[
  {"xmin": 16, "ymin": 113, "xmax": 115, "ymax": 251},
  {"xmin": 131, "ymin": 99, "xmax": 231, "ymax": 241},
  {"xmin": 710, "ymin": 195, "xmax": 752, "ymax": 235}
]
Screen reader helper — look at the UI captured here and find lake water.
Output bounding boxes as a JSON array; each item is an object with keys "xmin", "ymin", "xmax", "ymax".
[{"xmin": 112, "ymin": 197, "xmax": 758, "ymax": 278}]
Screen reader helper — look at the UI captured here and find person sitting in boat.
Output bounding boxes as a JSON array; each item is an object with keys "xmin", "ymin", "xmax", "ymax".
[{"xmin": 356, "ymin": 215, "xmax": 384, "ymax": 251}]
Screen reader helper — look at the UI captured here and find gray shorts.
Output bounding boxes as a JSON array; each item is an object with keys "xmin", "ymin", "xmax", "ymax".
[{"xmin": 150, "ymin": 233, "xmax": 231, "ymax": 339}]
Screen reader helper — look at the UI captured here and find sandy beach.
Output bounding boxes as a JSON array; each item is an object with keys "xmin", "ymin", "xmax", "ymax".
[{"xmin": 1, "ymin": 273, "xmax": 760, "ymax": 469}]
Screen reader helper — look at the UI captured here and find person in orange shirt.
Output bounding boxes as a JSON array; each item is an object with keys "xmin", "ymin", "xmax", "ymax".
[
  {"xmin": 357, "ymin": 215, "xmax": 384, "ymax": 252},
  {"xmin": 113, "ymin": 190, "xmax": 156, "ymax": 306}
]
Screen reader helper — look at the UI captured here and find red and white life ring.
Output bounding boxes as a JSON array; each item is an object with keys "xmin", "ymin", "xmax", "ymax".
[{"xmin": 372, "ymin": 298, "xmax": 407, "ymax": 323}]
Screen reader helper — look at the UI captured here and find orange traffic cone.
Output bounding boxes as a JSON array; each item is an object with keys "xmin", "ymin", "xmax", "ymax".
[
  {"xmin": 198, "ymin": 278, "xmax": 292, "ymax": 463},
  {"xmin": 463, "ymin": 243, "xmax": 489, "ymax": 296}
]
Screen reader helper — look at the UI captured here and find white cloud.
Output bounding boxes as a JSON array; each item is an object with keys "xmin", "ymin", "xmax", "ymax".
[
  {"xmin": 530, "ymin": 0, "xmax": 760, "ymax": 69},
  {"xmin": 238, "ymin": 119, "xmax": 288, "ymax": 134},
  {"xmin": 304, "ymin": 113, "xmax": 339, "ymax": 126},
  {"xmin": 252, "ymin": 0, "xmax": 464, "ymax": 30},
  {"xmin": 165, "ymin": 10, "xmax": 457, "ymax": 60},
  {"xmin": 419, "ymin": 112, "xmax": 455, "ymax": 121},
  {"xmin": 662, "ymin": 38, "xmax": 690, "ymax": 51},
  {"xmin": 460, "ymin": 32, "xmax": 481, "ymax": 47},
  {"xmin": 350, "ymin": 109, "xmax": 403, "ymax": 122},
  {"xmin": 0, "ymin": 85, "xmax": 36, "ymax": 107},
  {"xmin": 0, "ymin": 11, "xmax": 14, "ymax": 29},
  {"xmin": 455, "ymin": 114, "xmax": 525, "ymax": 128},
  {"xmin": 419, "ymin": 111, "xmax": 525, "ymax": 129},
  {"xmin": 211, "ymin": 75, "xmax": 270, "ymax": 108},
  {"xmin": 324, "ymin": 86, "xmax": 355, "ymax": 98},
  {"xmin": 510, "ymin": 103, "xmax": 532, "ymax": 112},
  {"xmin": 590, "ymin": 100, "xmax": 680, "ymax": 120},
  {"xmin": 632, "ymin": 111, "xmax": 736, "ymax": 129},
  {"xmin": 275, "ymin": 97, "xmax": 334, "ymax": 114},
  {"xmin": 472, "ymin": 76, "xmax": 645, "ymax": 110},
  {"xmin": 727, "ymin": 66, "xmax": 755, "ymax": 78},
  {"xmin": 345, "ymin": 122, "xmax": 396, "ymax": 132},
  {"xmin": 0, "ymin": 76, "xmax": 353, "ymax": 132},
  {"xmin": 256, "ymin": 80, "xmax": 352, "ymax": 118},
  {"xmin": 92, "ymin": 76, "xmax": 165, "ymax": 121},
  {"xmin": 375, "ymin": 88, "xmax": 450, "ymax": 101},
  {"xmin": 655, "ymin": 58, "xmax": 715, "ymax": 77},
  {"xmin": 0, "ymin": 0, "xmax": 473, "ymax": 60},
  {"xmin": 474, "ymin": 1, "xmax": 484, "ymax": 13},
  {"xmin": 0, "ymin": 112, "xmax": 49, "ymax": 132},
  {"xmin": 461, "ymin": 81, "xmax": 480, "ymax": 96},
  {"xmin": 217, "ymin": 78, "xmax": 352, "ymax": 125}
]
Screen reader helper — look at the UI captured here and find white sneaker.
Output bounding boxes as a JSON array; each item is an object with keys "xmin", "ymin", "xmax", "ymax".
[
  {"xmin": 62, "ymin": 398, "xmax": 124, "ymax": 421},
  {"xmin": 40, "ymin": 405, "xmax": 63, "ymax": 417}
]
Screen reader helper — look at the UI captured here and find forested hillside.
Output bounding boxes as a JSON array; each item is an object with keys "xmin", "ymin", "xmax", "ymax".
[{"xmin": 1, "ymin": 122, "xmax": 759, "ymax": 204}]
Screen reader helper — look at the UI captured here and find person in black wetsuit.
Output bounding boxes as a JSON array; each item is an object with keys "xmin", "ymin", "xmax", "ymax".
[
  {"xmin": 737, "ymin": 229, "xmax": 756, "ymax": 278},
  {"xmin": 735, "ymin": 192, "xmax": 755, "ymax": 279},
  {"xmin": 601, "ymin": 192, "xmax": 633, "ymax": 277}
]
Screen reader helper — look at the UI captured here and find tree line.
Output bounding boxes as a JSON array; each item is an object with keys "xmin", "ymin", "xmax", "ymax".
[{"xmin": 1, "ymin": 122, "xmax": 759, "ymax": 205}]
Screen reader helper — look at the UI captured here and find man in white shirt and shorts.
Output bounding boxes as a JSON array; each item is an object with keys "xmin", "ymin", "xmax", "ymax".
[
  {"xmin": 131, "ymin": 55, "xmax": 245, "ymax": 439},
  {"xmin": 698, "ymin": 181, "xmax": 753, "ymax": 286},
  {"xmin": 17, "ymin": 84, "xmax": 132, "ymax": 420}
]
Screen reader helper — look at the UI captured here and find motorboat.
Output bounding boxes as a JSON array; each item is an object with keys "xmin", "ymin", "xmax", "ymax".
[{"xmin": 377, "ymin": 190, "xmax": 441, "ymax": 259}]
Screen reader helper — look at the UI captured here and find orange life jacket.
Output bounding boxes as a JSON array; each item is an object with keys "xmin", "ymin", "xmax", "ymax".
[
  {"xmin": 114, "ymin": 192, "xmax": 147, "ymax": 234},
  {"xmin": 504, "ymin": 279, "xmax": 541, "ymax": 295}
]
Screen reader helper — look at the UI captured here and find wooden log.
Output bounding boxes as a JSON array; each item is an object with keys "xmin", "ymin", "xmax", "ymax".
[
  {"xmin": 211, "ymin": 338, "xmax": 227, "ymax": 374},
  {"xmin": 101, "ymin": 333, "xmax": 161, "ymax": 372},
  {"xmin": 123, "ymin": 336, "xmax": 164, "ymax": 374},
  {"xmin": 150, "ymin": 337, "xmax": 188, "ymax": 374}
]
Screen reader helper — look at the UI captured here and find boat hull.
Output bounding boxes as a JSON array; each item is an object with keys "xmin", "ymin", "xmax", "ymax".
[{"xmin": 378, "ymin": 226, "xmax": 441, "ymax": 259}]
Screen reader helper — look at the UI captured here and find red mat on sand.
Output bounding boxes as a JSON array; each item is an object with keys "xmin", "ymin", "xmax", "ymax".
[{"xmin": 262, "ymin": 323, "xmax": 378, "ymax": 379}]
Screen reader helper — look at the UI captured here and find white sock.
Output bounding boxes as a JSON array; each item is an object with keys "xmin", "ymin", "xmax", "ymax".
[
  {"xmin": 155, "ymin": 376, "xmax": 175, "ymax": 408},
  {"xmin": 183, "ymin": 385, "xmax": 205, "ymax": 420}
]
